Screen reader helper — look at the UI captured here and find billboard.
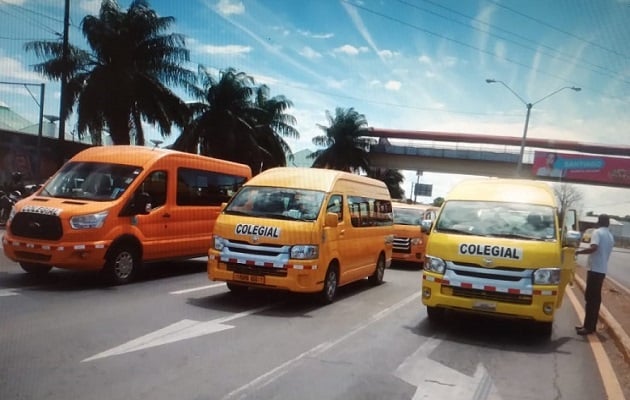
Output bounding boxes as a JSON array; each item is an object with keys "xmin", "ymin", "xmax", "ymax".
[
  {"xmin": 414, "ymin": 183, "xmax": 433, "ymax": 196},
  {"xmin": 533, "ymin": 151, "xmax": 630, "ymax": 187}
]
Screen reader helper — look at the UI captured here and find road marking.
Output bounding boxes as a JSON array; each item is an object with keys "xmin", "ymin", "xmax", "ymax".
[
  {"xmin": 221, "ymin": 291, "xmax": 422, "ymax": 400},
  {"xmin": 82, "ymin": 304, "xmax": 277, "ymax": 362},
  {"xmin": 396, "ymin": 337, "xmax": 499, "ymax": 400},
  {"xmin": 567, "ymin": 286, "xmax": 625, "ymax": 400},
  {"xmin": 0, "ymin": 288, "xmax": 20, "ymax": 297},
  {"xmin": 169, "ymin": 283, "xmax": 226, "ymax": 295}
]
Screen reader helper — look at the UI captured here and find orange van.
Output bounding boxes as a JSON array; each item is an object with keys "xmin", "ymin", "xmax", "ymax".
[
  {"xmin": 2, "ymin": 145, "xmax": 251, "ymax": 284},
  {"xmin": 208, "ymin": 167, "xmax": 394, "ymax": 303},
  {"xmin": 391, "ymin": 202, "xmax": 438, "ymax": 268}
]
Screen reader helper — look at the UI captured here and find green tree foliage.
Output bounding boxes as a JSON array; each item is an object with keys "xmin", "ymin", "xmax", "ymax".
[
  {"xmin": 309, "ymin": 107, "xmax": 372, "ymax": 173},
  {"xmin": 171, "ymin": 67, "xmax": 298, "ymax": 173},
  {"xmin": 25, "ymin": 0, "xmax": 194, "ymax": 145},
  {"xmin": 368, "ymin": 168, "xmax": 405, "ymax": 199}
]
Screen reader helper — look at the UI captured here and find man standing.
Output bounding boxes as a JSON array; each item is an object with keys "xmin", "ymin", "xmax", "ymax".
[{"xmin": 574, "ymin": 214, "xmax": 615, "ymax": 335}]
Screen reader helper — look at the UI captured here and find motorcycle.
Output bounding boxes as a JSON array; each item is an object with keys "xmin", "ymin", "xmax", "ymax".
[{"xmin": 0, "ymin": 189, "xmax": 22, "ymax": 227}]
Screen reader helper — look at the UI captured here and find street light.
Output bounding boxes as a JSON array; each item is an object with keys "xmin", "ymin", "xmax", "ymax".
[{"xmin": 485, "ymin": 79, "xmax": 581, "ymax": 176}]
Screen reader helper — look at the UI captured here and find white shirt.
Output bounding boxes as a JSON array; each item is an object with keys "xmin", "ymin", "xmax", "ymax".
[{"xmin": 587, "ymin": 227, "xmax": 614, "ymax": 274}]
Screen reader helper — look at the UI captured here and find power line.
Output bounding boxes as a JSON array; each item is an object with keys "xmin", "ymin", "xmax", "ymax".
[
  {"xmin": 342, "ymin": 0, "xmax": 624, "ymax": 101},
  {"xmin": 0, "ymin": 4, "xmax": 60, "ymax": 37},
  {"xmin": 0, "ymin": 0, "xmax": 64, "ymax": 24},
  {"xmin": 402, "ymin": 0, "xmax": 628, "ymax": 86},
  {"xmin": 485, "ymin": 0, "xmax": 629, "ymax": 60}
]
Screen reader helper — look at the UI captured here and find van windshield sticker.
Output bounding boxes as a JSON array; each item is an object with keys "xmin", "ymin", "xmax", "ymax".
[
  {"xmin": 459, "ymin": 243, "xmax": 522, "ymax": 260},
  {"xmin": 21, "ymin": 205, "xmax": 62, "ymax": 216},
  {"xmin": 235, "ymin": 223, "xmax": 280, "ymax": 238}
]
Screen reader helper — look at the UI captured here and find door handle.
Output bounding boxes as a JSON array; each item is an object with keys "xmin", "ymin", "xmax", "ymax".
[{"xmin": 162, "ymin": 213, "xmax": 171, "ymax": 218}]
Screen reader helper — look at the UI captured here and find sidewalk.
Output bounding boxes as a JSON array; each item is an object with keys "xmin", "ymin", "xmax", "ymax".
[{"xmin": 573, "ymin": 263, "xmax": 630, "ymax": 363}]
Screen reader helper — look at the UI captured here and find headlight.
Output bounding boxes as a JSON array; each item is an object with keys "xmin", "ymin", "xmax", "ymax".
[
  {"xmin": 214, "ymin": 235, "xmax": 227, "ymax": 251},
  {"xmin": 69, "ymin": 211, "xmax": 108, "ymax": 229},
  {"xmin": 290, "ymin": 245, "xmax": 318, "ymax": 259},
  {"xmin": 411, "ymin": 238, "xmax": 421, "ymax": 245},
  {"xmin": 424, "ymin": 256, "xmax": 446, "ymax": 274},
  {"xmin": 533, "ymin": 268, "xmax": 561, "ymax": 285}
]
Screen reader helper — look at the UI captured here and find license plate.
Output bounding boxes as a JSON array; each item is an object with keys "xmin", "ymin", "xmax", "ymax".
[
  {"xmin": 473, "ymin": 301, "xmax": 496, "ymax": 311},
  {"xmin": 233, "ymin": 273, "xmax": 265, "ymax": 284}
]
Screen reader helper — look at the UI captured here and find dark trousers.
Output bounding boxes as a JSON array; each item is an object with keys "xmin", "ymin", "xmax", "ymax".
[{"xmin": 583, "ymin": 271, "xmax": 605, "ymax": 331}]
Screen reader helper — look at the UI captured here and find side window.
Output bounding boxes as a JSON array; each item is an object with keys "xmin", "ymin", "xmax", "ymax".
[
  {"xmin": 177, "ymin": 167, "xmax": 248, "ymax": 206},
  {"xmin": 347, "ymin": 196, "xmax": 393, "ymax": 227},
  {"xmin": 326, "ymin": 194, "xmax": 343, "ymax": 221},
  {"xmin": 141, "ymin": 171, "xmax": 167, "ymax": 209}
]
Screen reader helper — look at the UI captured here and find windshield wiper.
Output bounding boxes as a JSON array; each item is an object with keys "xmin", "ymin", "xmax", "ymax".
[
  {"xmin": 436, "ymin": 227, "xmax": 476, "ymax": 235},
  {"xmin": 487, "ymin": 233, "xmax": 541, "ymax": 240}
]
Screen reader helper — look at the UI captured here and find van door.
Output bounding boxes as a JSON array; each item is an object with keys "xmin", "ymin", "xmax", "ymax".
[
  {"xmin": 556, "ymin": 210, "xmax": 578, "ymax": 307},
  {"xmin": 134, "ymin": 170, "xmax": 173, "ymax": 261}
]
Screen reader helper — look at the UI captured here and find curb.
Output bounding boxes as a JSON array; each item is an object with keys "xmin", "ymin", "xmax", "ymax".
[{"xmin": 574, "ymin": 274, "xmax": 630, "ymax": 363}]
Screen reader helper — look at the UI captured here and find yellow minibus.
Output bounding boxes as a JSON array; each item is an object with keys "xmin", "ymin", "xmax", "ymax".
[{"xmin": 208, "ymin": 167, "xmax": 394, "ymax": 303}]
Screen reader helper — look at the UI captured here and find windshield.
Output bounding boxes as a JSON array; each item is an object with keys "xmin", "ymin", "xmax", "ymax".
[
  {"xmin": 393, "ymin": 207, "xmax": 423, "ymax": 226},
  {"xmin": 435, "ymin": 200, "xmax": 557, "ymax": 241},
  {"xmin": 40, "ymin": 161, "xmax": 141, "ymax": 201},
  {"xmin": 225, "ymin": 186, "xmax": 325, "ymax": 221}
]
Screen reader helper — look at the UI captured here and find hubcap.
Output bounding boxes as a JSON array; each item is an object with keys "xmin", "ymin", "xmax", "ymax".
[
  {"xmin": 114, "ymin": 252, "xmax": 134, "ymax": 279},
  {"xmin": 326, "ymin": 271, "xmax": 337, "ymax": 299}
]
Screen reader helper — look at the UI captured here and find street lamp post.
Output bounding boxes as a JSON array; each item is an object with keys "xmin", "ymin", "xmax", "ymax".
[{"xmin": 485, "ymin": 79, "xmax": 581, "ymax": 176}]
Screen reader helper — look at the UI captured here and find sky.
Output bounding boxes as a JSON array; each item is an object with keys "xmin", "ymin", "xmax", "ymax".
[{"xmin": 0, "ymin": 0, "xmax": 629, "ymax": 217}]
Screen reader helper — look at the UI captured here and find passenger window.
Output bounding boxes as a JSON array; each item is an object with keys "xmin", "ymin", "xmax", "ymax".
[
  {"xmin": 326, "ymin": 195, "xmax": 343, "ymax": 221},
  {"xmin": 177, "ymin": 167, "xmax": 248, "ymax": 206},
  {"xmin": 141, "ymin": 171, "xmax": 167, "ymax": 209}
]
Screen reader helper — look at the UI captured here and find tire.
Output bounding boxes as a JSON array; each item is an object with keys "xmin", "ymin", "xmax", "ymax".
[
  {"xmin": 535, "ymin": 321, "xmax": 553, "ymax": 337},
  {"xmin": 19, "ymin": 262, "xmax": 52, "ymax": 275},
  {"xmin": 319, "ymin": 264, "xmax": 339, "ymax": 304},
  {"xmin": 227, "ymin": 282, "xmax": 249, "ymax": 294},
  {"xmin": 426, "ymin": 306, "xmax": 445, "ymax": 322},
  {"xmin": 368, "ymin": 254, "xmax": 386, "ymax": 286},
  {"xmin": 103, "ymin": 244, "xmax": 139, "ymax": 285}
]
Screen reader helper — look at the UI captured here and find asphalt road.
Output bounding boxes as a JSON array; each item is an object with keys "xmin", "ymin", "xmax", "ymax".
[{"xmin": 0, "ymin": 250, "xmax": 618, "ymax": 400}]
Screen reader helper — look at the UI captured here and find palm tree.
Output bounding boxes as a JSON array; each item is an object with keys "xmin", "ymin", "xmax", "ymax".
[
  {"xmin": 25, "ymin": 0, "xmax": 194, "ymax": 145},
  {"xmin": 309, "ymin": 107, "xmax": 372, "ymax": 172},
  {"xmin": 368, "ymin": 168, "xmax": 405, "ymax": 199},
  {"xmin": 172, "ymin": 67, "xmax": 299, "ymax": 173}
]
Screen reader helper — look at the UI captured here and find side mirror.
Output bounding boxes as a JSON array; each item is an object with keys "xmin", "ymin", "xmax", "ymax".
[
  {"xmin": 132, "ymin": 192, "xmax": 152, "ymax": 215},
  {"xmin": 324, "ymin": 212, "xmax": 339, "ymax": 228},
  {"xmin": 220, "ymin": 202, "xmax": 228, "ymax": 211},
  {"xmin": 563, "ymin": 230, "xmax": 582, "ymax": 248},
  {"xmin": 420, "ymin": 219, "xmax": 433, "ymax": 234}
]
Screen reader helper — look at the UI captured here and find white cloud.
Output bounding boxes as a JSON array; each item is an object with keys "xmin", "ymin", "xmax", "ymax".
[
  {"xmin": 418, "ymin": 54, "xmax": 432, "ymax": 65},
  {"xmin": 297, "ymin": 30, "xmax": 334, "ymax": 39},
  {"xmin": 333, "ymin": 45, "xmax": 368, "ymax": 56},
  {"xmin": 195, "ymin": 44, "xmax": 252, "ymax": 55},
  {"xmin": 79, "ymin": 0, "xmax": 101, "ymax": 14},
  {"xmin": 384, "ymin": 80, "xmax": 402, "ymax": 91},
  {"xmin": 326, "ymin": 78, "xmax": 347, "ymax": 89},
  {"xmin": 0, "ymin": 56, "xmax": 43, "ymax": 82},
  {"xmin": 378, "ymin": 50, "xmax": 397, "ymax": 59},
  {"xmin": 215, "ymin": 0, "xmax": 245, "ymax": 16},
  {"xmin": 299, "ymin": 46, "xmax": 322, "ymax": 60}
]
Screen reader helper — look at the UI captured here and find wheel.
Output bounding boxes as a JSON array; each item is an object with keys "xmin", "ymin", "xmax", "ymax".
[
  {"xmin": 19, "ymin": 262, "xmax": 52, "ymax": 275},
  {"xmin": 535, "ymin": 321, "xmax": 553, "ymax": 337},
  {"xmin": 227, "ymin": 282, "xmax": 249, "ymax": 294},
  {"xmin": 319, "ymin": 264, "xmax": 339, "ymax": 304},
  {"xmin": 368, "ymin": 254, "xmax": 386, "ymax": 286},
  {"xmin": 426, "ymin": 306, "xmax": 445, "ymax": 322},
  {"xmin": 103, "ymin": 244, "xmax": 139, "ymax": 285}
]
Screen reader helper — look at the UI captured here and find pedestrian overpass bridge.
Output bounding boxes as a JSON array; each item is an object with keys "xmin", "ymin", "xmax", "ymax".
[{"xmin": 365, "ymin": 128, "xmax": 630, "ymax": 188}]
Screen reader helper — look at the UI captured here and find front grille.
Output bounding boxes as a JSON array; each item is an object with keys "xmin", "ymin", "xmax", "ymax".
[
  {"xmin": 393, "ymin": 237, "xmax": 411, "ymax": 253},
  {"xmin": 451, "ymin": 286, "xmax": 532, "ymax": 305},
  {"xmin": 227, "ymin": 263, "xmax": 287, "ymax": 277},
  {"xmin": 10, "ymin": 212, "xmax": 63, "ymax": 240},
  {"xmin": 13, "ymin": 251, "xmax": 52, "ymax": 262}
]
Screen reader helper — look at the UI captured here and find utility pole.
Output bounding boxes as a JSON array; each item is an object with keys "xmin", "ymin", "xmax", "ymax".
[{"xmin": 57, "ymin": 0, "xmax": 70, "ymax": 168}]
